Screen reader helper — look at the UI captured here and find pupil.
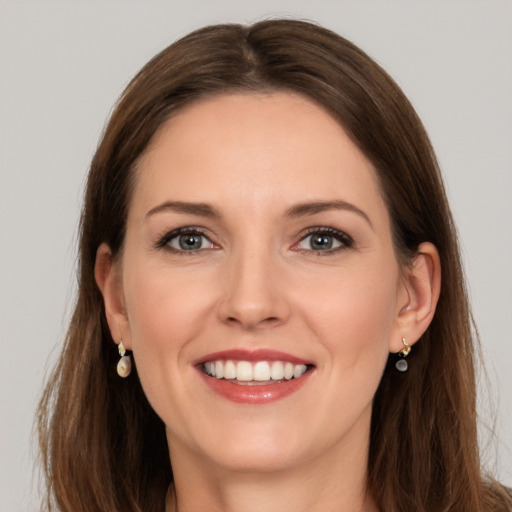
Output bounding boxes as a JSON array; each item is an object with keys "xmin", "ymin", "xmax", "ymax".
[
  {"xmin": 179, "ymin": 234, "xmax": 201, "ymax": 250},
  {"xmin": 311, "ymin": 234, "xmax": 332, "ymax": 250}
]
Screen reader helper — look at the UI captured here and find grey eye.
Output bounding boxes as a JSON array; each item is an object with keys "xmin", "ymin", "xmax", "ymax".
[
  {"xmin": 298, "ymin": 233, "xmax": 342, "ymax": 251},
  {"xmin": 168, "ymin": 233, "xmax": 212, "ymax": 251}
]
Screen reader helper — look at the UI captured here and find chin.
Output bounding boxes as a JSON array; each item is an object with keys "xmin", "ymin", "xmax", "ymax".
[
  {"xmin": 205, "ymin": 438, "xmax": 304, "ymax": 474},
  {"xmin": 167, "ymin": 415, "xmax": 309, "ymax": 474}
]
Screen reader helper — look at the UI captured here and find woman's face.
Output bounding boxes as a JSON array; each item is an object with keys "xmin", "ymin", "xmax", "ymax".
[{"xmin": 115, "ymin": 92, "xmax": 410, "ymax": 473}]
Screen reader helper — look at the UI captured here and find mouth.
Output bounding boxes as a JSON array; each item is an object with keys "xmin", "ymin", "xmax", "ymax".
[
  {"xmin": 201, "ymin": 359, "xmax": 311, "ymax": 385},
  {"xmin": 195, "ymin": 349, "xmax": 315, "ymax": 404}
]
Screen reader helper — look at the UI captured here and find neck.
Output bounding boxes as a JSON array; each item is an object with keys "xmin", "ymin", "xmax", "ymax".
[
  {"xmin": 164, "ymin": 425, "xmax": 379, "ymax": 512},
  {"xmin": 166, "ymin": 475, "xmax": 378, "ymax": 512}
]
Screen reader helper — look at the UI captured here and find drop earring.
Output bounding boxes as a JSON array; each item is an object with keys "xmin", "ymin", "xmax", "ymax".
[
  {"xmin": 117, "ymin": 340, "xmax": 132, "ymax": 378},
  {"xmin": 395, "ymin": 337, "xmax": 411, "ymax": 373}
]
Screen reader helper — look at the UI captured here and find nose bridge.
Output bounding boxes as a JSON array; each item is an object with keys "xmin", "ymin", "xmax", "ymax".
[{"xmin": 218, "ymin": 235, "xmax": 288, "ymax": 329}]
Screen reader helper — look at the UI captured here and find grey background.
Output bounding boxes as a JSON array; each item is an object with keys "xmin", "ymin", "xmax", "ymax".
[{"xmin": 1, "ymin": 1, "xmax": 511, "ymax": 510}]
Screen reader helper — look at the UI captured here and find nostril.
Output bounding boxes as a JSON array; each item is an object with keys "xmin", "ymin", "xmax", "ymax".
[{"xmin": 225, "ymin": 315, "xmax": 281, "ymax": 328}]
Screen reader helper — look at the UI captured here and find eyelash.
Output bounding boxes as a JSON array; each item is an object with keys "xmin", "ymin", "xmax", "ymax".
[
  {"xmin": 155, "ymin": 226, "xmax": 354, "ymax": 255},
  {"xmin": 293, "ymin": 227, "xmax": 354, "ymax": 255},
  {"xmin": 155, "ymin": 227, "xmax": 214, "ymax": 254}
]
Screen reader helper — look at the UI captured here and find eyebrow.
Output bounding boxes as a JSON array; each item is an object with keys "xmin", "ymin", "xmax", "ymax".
[
  {"xmin": 145, "ymin": 201, "xmax": 221, "ymax": 219},
  {"xmin": 145, "ymin": 199, "xmax": 372, "ymax": 228},
  {"xmin": 284, "ymin": 200, "xmax": 373, "ymax": 228}
]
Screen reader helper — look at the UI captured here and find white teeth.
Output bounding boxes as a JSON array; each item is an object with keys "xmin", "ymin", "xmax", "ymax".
[
  {"xmin": 293, "ymin": 364, "xmax": 307, "ymax": 379},
  {"xmin": 253, "ymin": 361, "xmax": 270, "ymax": 381},
  {"xmin": 206, "ymin": 361, "xmax": 215, "ymax": 377},
  {"xmin": 224, "ymin": 360, "xmax": 236, "ymax": 380},
  {"xmin": 236, "ymin": 361, "xmax": 253, "ymax": 381},
  {"xmin": 203, "ymin": 359, "xmax": 309, "ymax": 382},
  {"xmin": 215, "ymin": 360, "xmax": 224, "ymax": 379},
  {"xmin": 270, "ymin": 361, "xmax": 284, "ymax": 380},
  {"xmin": 284, "ymin": 362, "xmax": 294, "ymax": 380}
]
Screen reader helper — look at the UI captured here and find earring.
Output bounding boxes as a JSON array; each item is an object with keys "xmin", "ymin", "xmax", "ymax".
[
  {"xmin": 117, "ymin": 340, "xmax": 132, "ymax": 378},
  {"xmin": 395, "ymin": 337, "xmax": 411, "ymax": 373}
]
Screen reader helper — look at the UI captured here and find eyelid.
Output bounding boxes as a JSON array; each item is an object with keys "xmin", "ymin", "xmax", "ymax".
[
  {"xmin": 155, "ymin": 226, "xmax": 217, "ymax": 252},
  {"xmin": 154, "ymin": 225, "xmax": 353, "ymax": 254},
  {"xmin": 292, "ymin": 226, "xmax": 354, "ymax": 253}
]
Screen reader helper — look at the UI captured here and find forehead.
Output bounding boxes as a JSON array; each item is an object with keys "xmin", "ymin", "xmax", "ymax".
[{"xmin": 132, "ymin": 92, "xmax": 386, "ymax": 221}]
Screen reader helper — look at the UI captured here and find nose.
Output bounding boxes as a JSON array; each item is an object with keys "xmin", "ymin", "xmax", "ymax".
[{"xmin": 217, "ymin": 245, "xmax": 290, "ymax": 330}]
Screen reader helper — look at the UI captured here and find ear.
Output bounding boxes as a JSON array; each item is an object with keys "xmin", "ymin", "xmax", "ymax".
[
  {"xmin": 94, "ymin": 243, "xmax": 131, "ymax": 350},
  {"xmin": 390, "ymin": 242, "xmax": 441, "ymax": 353}
]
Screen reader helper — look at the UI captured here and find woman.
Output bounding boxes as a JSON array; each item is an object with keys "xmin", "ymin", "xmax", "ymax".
[{"xmin": 37, "ymin": 19, "xmax": 512, "ymax": 512}]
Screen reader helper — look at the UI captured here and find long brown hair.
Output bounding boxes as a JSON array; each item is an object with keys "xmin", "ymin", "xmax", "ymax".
[{"xmin": 38, "ymin": 19, "xmax": 512, "ymax": 512}]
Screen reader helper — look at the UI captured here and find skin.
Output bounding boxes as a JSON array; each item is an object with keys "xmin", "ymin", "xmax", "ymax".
[{"xmin": 96, "ymin": 92, "xmax": 440, "ymax": 512}]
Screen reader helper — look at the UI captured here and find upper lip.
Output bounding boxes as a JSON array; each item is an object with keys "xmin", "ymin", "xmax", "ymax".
[{"xmin": 194, "ymin": 348, "xmax": 313, "ymax": 366}]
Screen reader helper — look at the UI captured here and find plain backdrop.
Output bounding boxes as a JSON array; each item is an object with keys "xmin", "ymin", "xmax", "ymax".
[{"xmin": 0, "ymin": 1, "xmax": 511, "ymax": 510}]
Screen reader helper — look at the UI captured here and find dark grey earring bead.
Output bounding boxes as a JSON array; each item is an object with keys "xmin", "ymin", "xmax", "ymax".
[{"xmin": 395, "ymin": 358, "xmax": 408, "ymax": 372}]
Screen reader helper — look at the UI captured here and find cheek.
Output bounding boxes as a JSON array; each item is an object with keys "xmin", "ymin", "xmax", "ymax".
[
  {"xmin": 121, "ymin": 261, "xmax": 218, "ymax": 399},
  {"xmin": 298, "ymin": 258, "xmax": 399, "ymax": 370},
  {"xmin": 124, "ymin": 262, "xmax": 216, "ymax": 351},
  {"xmin": 293, "ymin": 261, "xmax": 399, "ymax": 437}
]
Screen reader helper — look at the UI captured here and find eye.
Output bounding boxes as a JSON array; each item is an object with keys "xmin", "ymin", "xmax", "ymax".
[
  {"xmin": 171, "ymin": 233, "xmax": 211, "ymax": 251},
  {"xmin": 157, "ymin": 228, "xmax": 215, "ymax": 252},
  {"xmin": 295, "ymin": 228, "xmax": 353, "ymax": 253}
]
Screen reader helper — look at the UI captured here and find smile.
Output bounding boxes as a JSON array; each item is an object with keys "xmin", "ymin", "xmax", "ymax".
[
  {"xmin": 202, "ymin": 360, "xmax": 308, "ymax": 384},
  {"xmin": 196, "ymin": 349, "xmax": 314, "ymax": 404}
]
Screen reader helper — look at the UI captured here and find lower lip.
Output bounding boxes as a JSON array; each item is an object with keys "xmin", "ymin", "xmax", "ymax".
[{"xmin": 197, "ymin": 369, "xmax": 312, "ymax": 404}]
